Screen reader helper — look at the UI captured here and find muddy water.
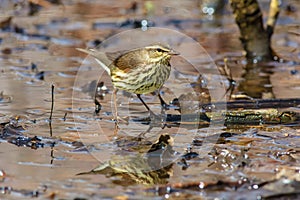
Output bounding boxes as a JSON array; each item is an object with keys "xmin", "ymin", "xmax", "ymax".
[{"xmin": 0, "ymin": 0, "xmax": 300, "ymax": 199}]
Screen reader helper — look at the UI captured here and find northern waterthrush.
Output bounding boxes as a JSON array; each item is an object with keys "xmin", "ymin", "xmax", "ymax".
[{"xmin": 77, "ymin": 44, "xmax": 179, "ymax": 126}]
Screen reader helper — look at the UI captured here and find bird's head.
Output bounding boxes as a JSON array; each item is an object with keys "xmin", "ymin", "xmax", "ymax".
[{"xmin": 144, "ymin": 44, "xmax": 179, "ymax": 63}]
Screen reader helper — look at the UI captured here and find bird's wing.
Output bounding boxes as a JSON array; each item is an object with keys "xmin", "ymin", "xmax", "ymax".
[
  {"xmin": 76, "ymin": 48, "xmax": 111, "ymax": 75},
  {"xmin": 106, "ymin": 50, "xmax": 128, "ymax": 62},
  {"xmin": 112, "ymin": 49, "xmax": 146, "ymax": 72}
]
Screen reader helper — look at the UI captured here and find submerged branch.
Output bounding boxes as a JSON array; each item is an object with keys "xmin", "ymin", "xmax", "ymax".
[
  {"xmin": 133, "ymin": 98, "xmax": 300, "ymax": 128},
  {"xmin": 166, "ymin": 98, "xmax": 300, "ymax": 126},
  {"xmin": 163, "ymin": 108, "xmax": 299, "ymax": 127}
]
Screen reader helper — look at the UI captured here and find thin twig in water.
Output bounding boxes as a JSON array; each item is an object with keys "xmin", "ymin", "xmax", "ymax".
[
  {"xmin": 49, "ymin": 84, "xmax": 54, "ymax": 137},
  {"xmin": 49, "ymin": 84, "xmax": 54, "ymax": 121},
  {"xmin": 63, "ymin": 112, "xmax": 67, "ymax": 121}
]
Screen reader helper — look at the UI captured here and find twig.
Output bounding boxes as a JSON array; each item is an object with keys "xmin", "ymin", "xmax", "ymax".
[
  {"xmin": 49, "ymin": 84, "xmax": 54, "ymax": 121},
  {"xmin": 203, "ymin": 98, "xmax": 300, "ymax": 110},
  {"xmin": 49, "ymin": 84, "xmax": 54, "ymax": 137},
  {"xmin": 63, "ymin": 112, "xmax": 67, "ymax": 121}
]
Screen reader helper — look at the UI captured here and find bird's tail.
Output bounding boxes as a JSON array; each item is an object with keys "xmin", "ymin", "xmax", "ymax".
[{"xmin": 76, "ymin": 48, "xmax": 111, "ymax": 75}]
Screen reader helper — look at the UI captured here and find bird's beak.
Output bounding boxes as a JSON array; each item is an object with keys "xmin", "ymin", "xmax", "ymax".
[{"xmin": 168, "ymin": 50, "xmax": 180, "ymax": 56}]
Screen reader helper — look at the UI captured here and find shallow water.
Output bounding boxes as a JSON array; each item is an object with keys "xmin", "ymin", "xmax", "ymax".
[{"xmin": 0, "ymin": 0, "xmax": 300, "ymax": 199}]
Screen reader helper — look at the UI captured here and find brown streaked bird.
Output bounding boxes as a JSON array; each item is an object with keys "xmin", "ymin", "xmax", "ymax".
[{"xmin": 77, "ymin": 44, "xmax": 179, "ymax": 127}]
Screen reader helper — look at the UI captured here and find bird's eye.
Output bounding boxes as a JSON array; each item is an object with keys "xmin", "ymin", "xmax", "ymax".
[{"xmin": 156, "ymin": 48, "xmax": 163, "ymax": 53}]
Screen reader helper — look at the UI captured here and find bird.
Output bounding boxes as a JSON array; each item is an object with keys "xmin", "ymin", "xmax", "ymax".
[{"xmin": 77, "ymin": 44, "xmax": 179, "ymax": 128}]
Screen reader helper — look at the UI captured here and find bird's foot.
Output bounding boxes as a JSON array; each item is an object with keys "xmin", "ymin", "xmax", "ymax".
[
  {"xmin": 149, "ymin": 110, "xmax": 167, "ymax": 129},
  {"xmin": 113, "ymin": 116, "xmax": 129, "ymax": 134},
  {"xmin": 161, "ymin": 102, "xmax": 170, "ymax": 110},
  {"xmin": 113, "ymin": 115, "xmax": 129, "ymax": 124}
]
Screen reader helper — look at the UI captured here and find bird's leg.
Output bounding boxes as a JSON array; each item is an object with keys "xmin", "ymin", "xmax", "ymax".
[
  {"xmin": 158, "ymin": 93, "xmax": 168, "ymax": 128},
  {"xmin": 112, "ymin": 88, "xmax": 129, "ymax": 134},
  {"xmin": 113, "ymin": 88, "xmax": 120, "ymax": 131},
  {"xmin": 137, "ymin": 94, "xmax": 166, "ymax": 127},
  {"xmin": 137, "ymin": 94, "xmax": 155, "ymax": 116},
  {"xmin": 158, "ymin": 92, "xmax": 170, "ymax": 110}
]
